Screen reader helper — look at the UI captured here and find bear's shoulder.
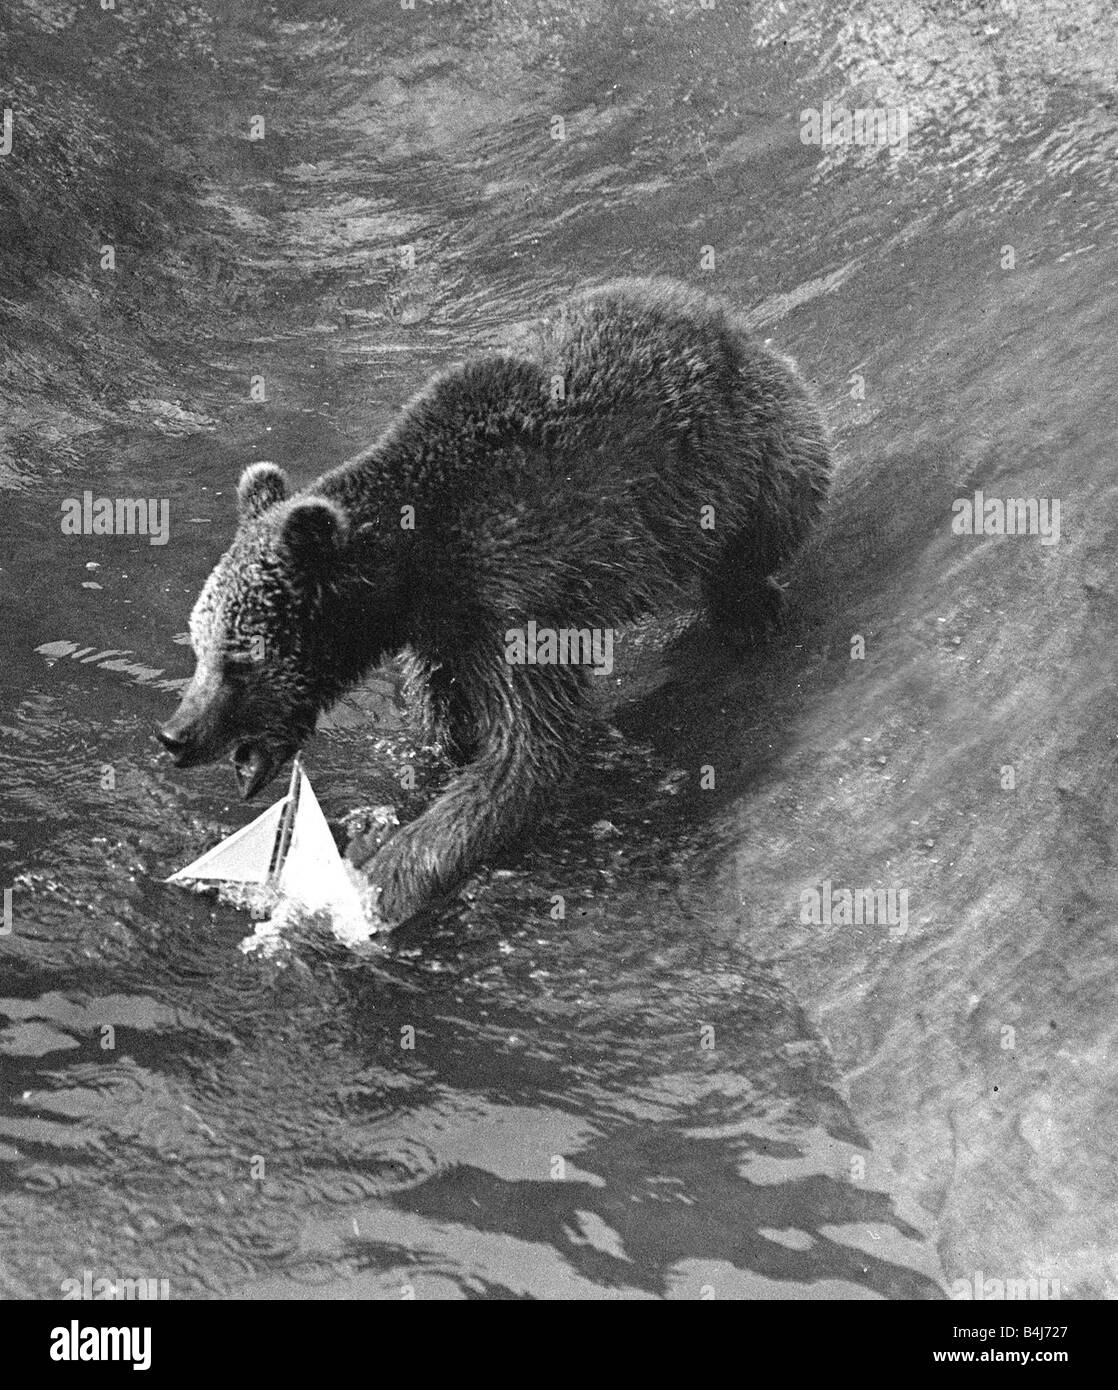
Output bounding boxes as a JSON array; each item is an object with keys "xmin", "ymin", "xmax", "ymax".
[{"xmin": 319, "ymin": 353, "xmax": 554, "ymax": 510}]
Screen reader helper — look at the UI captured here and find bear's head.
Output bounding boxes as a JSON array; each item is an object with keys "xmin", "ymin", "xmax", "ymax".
[{"xmin": 159, "ymin": 461, "xmax": 359, "ymax": 799}]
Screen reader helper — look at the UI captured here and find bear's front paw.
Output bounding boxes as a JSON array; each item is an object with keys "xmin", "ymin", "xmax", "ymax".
[
  {"xmin": 343, "ymin": 804, "xmax": 400, "ymax": 872},
  {"xmin": 360, "ymin": 823, "xmax": 442, "ymax": 926}
]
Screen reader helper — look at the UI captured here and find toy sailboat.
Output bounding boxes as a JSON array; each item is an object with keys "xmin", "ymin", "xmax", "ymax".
[{"xmin": 166, "ymin": 757, "xmax": 366, "ymax": 925}]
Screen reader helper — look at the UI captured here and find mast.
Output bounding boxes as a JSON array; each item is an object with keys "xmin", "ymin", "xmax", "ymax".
[{"xmin": 267, "ymin": 757, "xmax": 303, "ymax": 884}]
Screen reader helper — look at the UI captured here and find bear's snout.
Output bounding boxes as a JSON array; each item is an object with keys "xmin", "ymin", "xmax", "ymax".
[
  {"xmin": 158, "ymin": 678, "xmax": 241, "ymax": 769},
  {"xmin": 157, "ymin": 716, "xmax": 222, "ymax": 768},
  {"xmin": 156, "ymin": 723, "xmax": 189, "ymax": 759},
  {"xmin": 159, "ymin": 691, "xmax": 293, "ymax": 800}
]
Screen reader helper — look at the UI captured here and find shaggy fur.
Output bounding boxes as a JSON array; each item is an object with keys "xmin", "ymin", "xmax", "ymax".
[{"xmin": 159, "ymin": 278, "xmax": 832, "ymax": 922}]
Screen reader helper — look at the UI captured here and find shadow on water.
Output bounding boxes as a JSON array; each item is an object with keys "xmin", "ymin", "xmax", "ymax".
[{"xmin": 2, "ymin": 0, "xmax": 1116, "ymax": 1296}]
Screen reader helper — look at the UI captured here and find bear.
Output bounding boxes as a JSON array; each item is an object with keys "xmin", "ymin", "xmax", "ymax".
[{"xmin": 158, "ymin": 277, "xmax": 832, "ymax": 923}]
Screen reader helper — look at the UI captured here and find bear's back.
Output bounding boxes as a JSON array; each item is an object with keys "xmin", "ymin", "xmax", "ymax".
[{"xmin": 319, "ymin": 278, "xmax": 825, "ymax": 617}]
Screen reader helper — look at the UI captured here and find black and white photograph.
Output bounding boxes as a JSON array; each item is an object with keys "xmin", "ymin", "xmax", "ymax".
[{"xmin": 0, "ymin": 0, "xmax": 1114, "ymax": 1334}]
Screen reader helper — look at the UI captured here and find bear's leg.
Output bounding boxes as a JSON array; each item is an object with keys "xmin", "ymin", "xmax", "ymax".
[
  {"xmin": 351, "ymin": 660, "xmax": 587, "ymax": 923},
  {"xmin": 700, "ymin": 531, "xmax": 788, "ymax": 643},
  {"xmin": 396, "ymin": 648, "xmax": 476, "ymax": 758}
]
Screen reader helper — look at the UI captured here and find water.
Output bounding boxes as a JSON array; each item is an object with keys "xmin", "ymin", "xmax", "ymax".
[{"xmin": 1, "ymin": 0, "xmax": 1115, "ymax": 1298}]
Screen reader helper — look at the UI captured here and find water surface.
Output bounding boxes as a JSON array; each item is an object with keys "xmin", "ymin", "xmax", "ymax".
[{"xmin": 1, "ymin": 0, "xmax": 1115, "ymax": 1298}]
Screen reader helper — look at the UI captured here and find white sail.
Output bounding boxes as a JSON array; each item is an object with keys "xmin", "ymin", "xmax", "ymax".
[
  {"xmin": 166, "ymin": 798, "xmax": 287, "ymax": 886},
  {"xmin": 277, "ymin": 769, "xmax": 365, "ymax": 920}
]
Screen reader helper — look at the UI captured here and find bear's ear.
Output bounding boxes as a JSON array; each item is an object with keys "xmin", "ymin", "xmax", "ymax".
[
  {"xmin": 277, "ymin": 497, "xmax": 349, "ymax": 566},
  {"xmin": 238, "ymin": 462, "xmax": 288, "ymax": 521}
]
